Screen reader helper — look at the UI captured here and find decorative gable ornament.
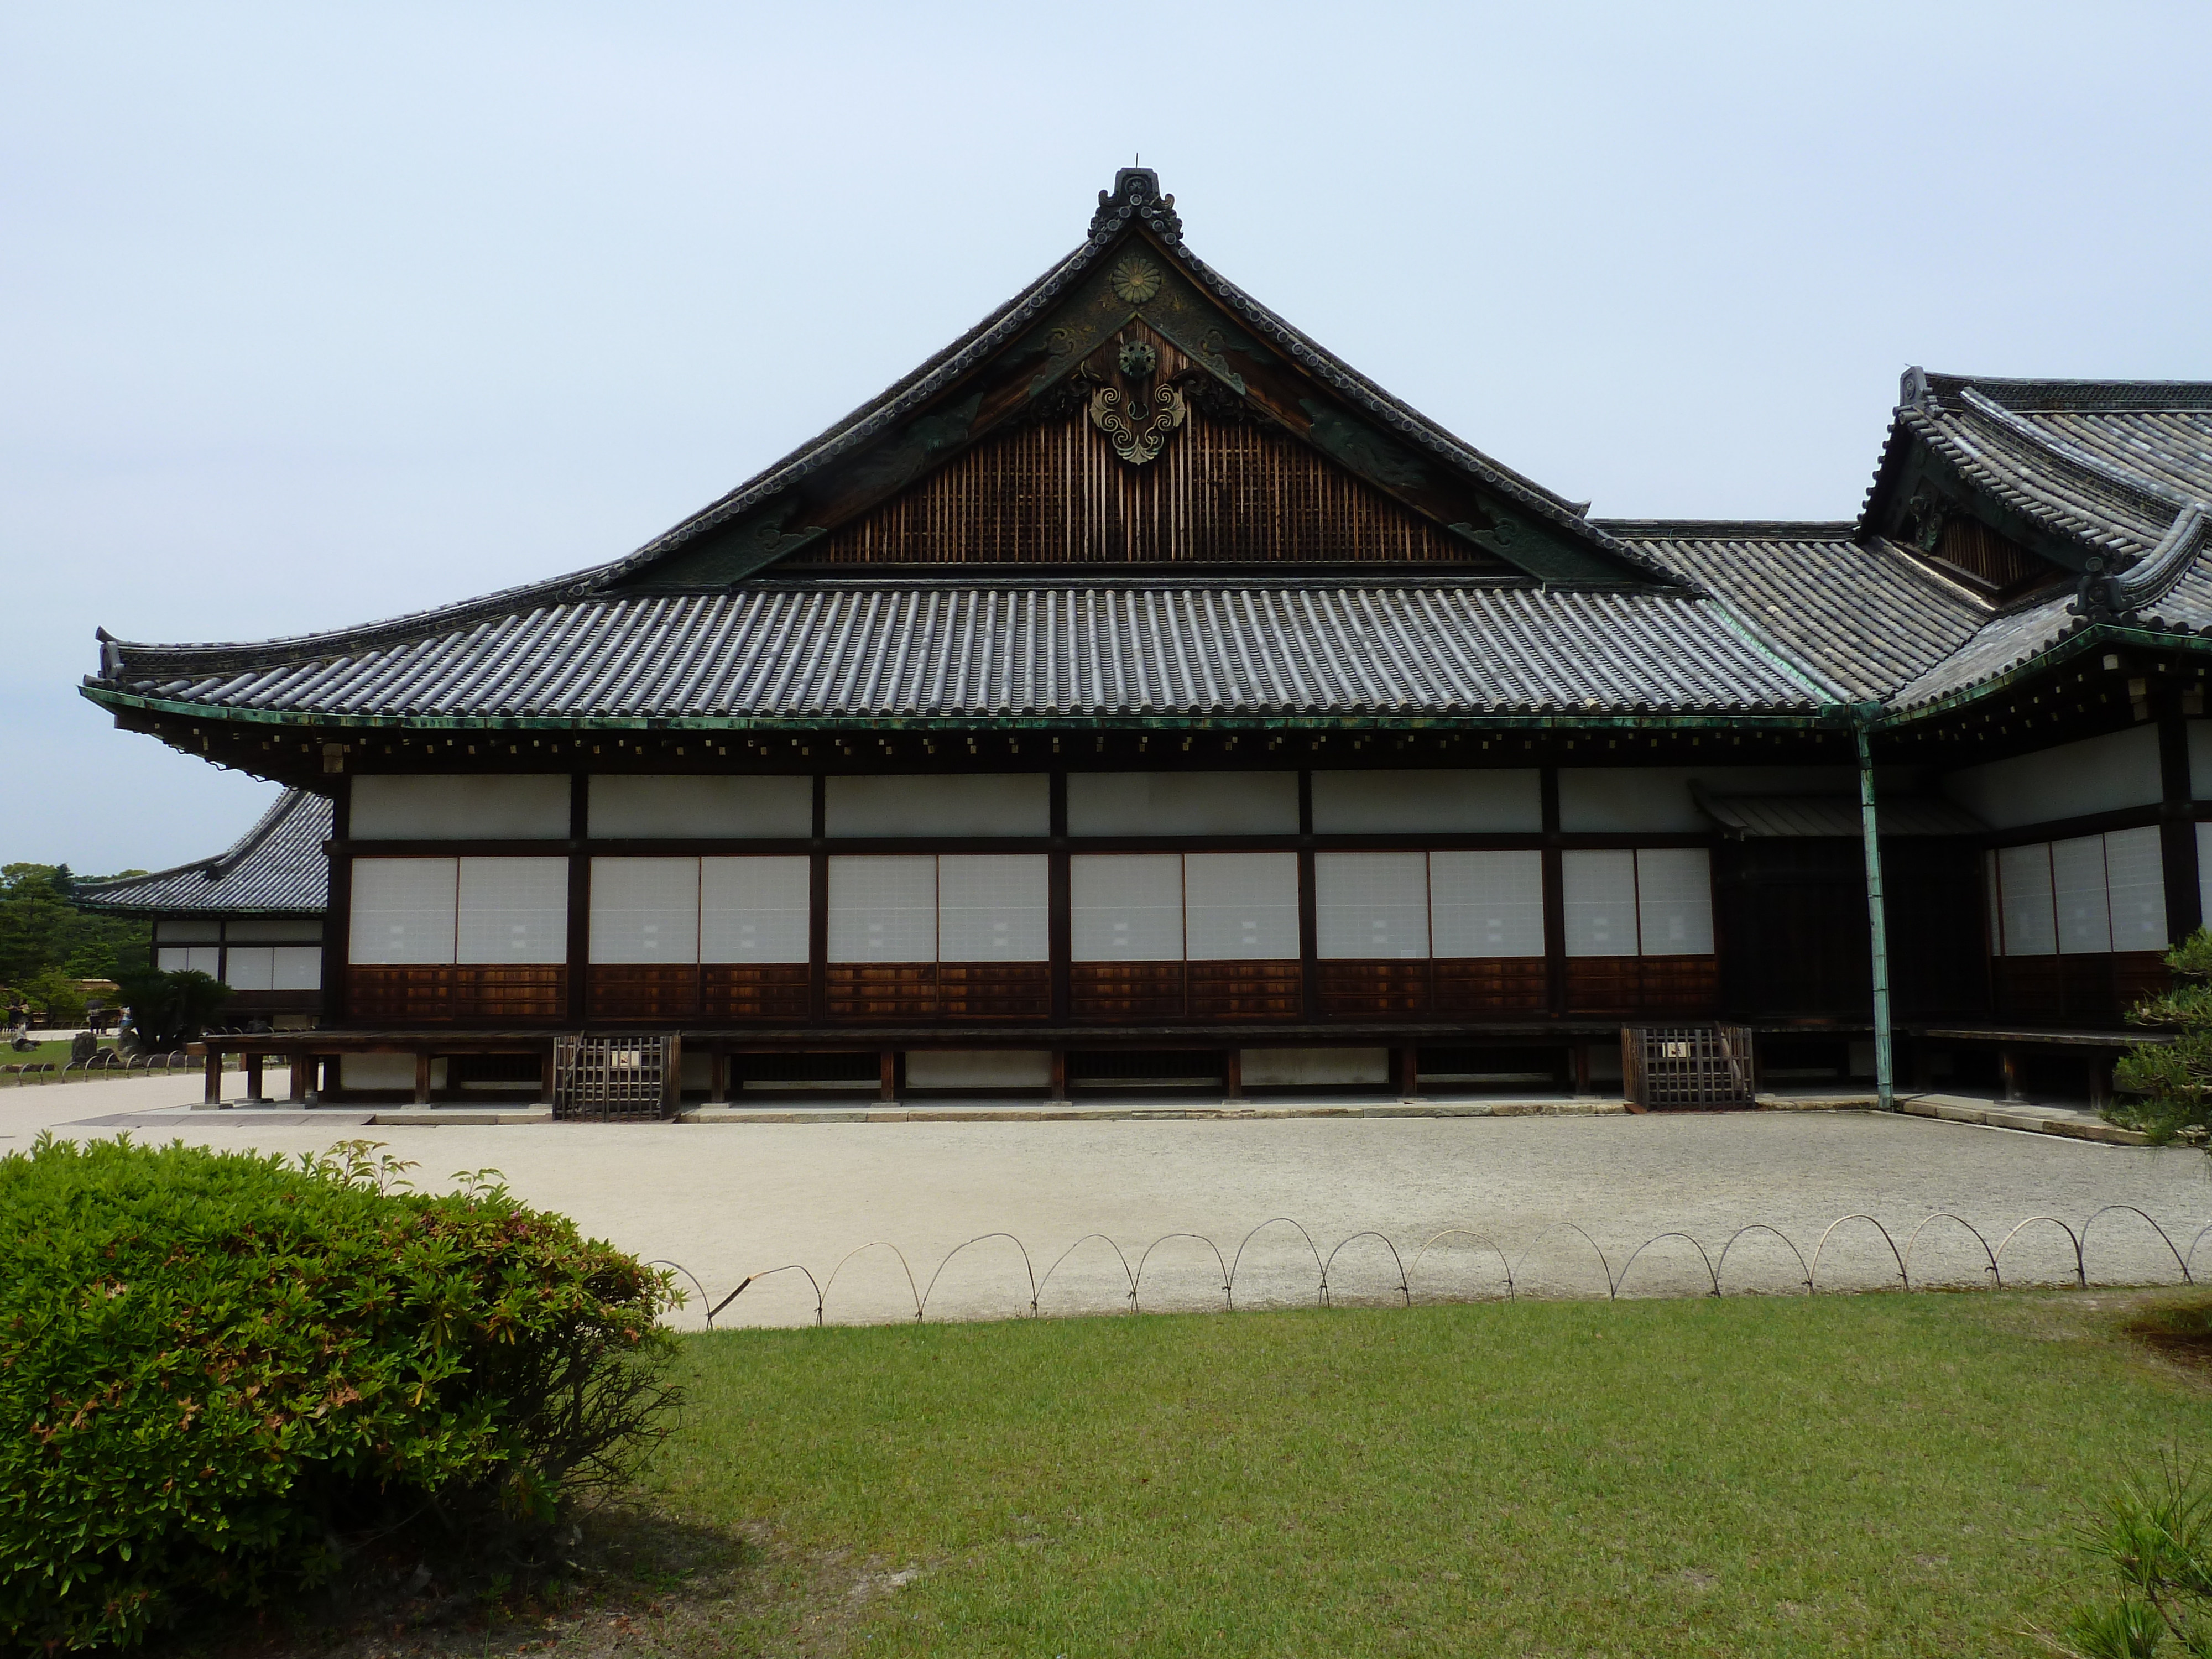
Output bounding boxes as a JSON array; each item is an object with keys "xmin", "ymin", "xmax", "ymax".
[{"xmin": 1088, "ymin": 335, "xmax": 1188, "ymax": 466}]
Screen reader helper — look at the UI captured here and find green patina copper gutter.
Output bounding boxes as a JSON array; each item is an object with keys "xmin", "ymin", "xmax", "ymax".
[{"xmin": 1852, "ymin": 703, "xmax": 1895, "ymax": 1112}]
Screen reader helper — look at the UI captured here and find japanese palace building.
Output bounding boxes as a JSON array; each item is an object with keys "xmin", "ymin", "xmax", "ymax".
[
  {"xmin": 74, "ymin": 789, "xmax": 330, "ymax": 1026},
  {"xmin": 79, "ymin": 169, "xmax": 2212, "ymax": 1104}
]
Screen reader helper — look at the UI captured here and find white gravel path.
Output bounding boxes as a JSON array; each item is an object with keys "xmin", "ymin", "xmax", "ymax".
[{"xmin": 10, "ymin": 1074, "xmax": 2209, "ymax": 1326}]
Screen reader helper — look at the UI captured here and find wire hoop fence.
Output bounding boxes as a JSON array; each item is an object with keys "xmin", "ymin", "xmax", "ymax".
[{"xmin": 661, "ymin": 1203, "xmax": 2212, "ymax": 1331}]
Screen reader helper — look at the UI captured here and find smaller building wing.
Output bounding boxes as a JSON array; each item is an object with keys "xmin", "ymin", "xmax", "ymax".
[{"xmin": 74, "ymin": 789, "xmax": 331, "ymax": 916}]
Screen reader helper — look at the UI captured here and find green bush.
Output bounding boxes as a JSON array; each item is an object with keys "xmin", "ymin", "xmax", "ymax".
[
  {"xmin": 0, "ymin": 1136, "xmax": 682, "ymax": 1652},
  {"xmin": 111, "ymin": 967, "xmax": 229, "ymax": 1050}
]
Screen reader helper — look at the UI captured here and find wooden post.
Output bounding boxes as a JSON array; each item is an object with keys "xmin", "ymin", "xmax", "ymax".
[
  {"xmin": 1048, "ymin": 1047, "xmax": 1068, "ymax": 1102},
  {"xmin": 2158, "ymin": 706, "xmax": 2202, "ymax": 947},
  {"xmin": 2088, "ymin": 1054, "xmax": 2114, "ymax": 1111},
  {"xmin": 1540, "ymin": 769, "xmax": 1567, "ymax": 1018},
  {"xmin": 288, "ymin": 1052, "xmax": 311, "ymax": 1104},
  {"xmin": 1999, "ymin": 1047, "xmax": 2025, "ymax": 1104},
  {"xmin": 1571, "ymin": 1040, "xmax": 1592, "ymax": 1098},
  {"xmin": 414, "ymin": 1050, "xmax": 432, "ymax": 1106},
  {"xmin": 1396, "ymin": 1045, "xmax": 1420, "ymax": 1099},
  {"xmin": 710, "ymin": 1050, "xmax": 731, "ymax": 1104},
  {"xmin": 1223, "ymin": 1047, "xmax": 1243, "ymax": 1099},
  {"xmin": 198, "ymin": 1042, "xmax": 222, "ymax": 1107},
  {"xmin": 664, "ymin": 1034, "xmax": 684, "ymax": 1117},
  {"xmin": 243, "ymin": 1050, "xmax": 264, "ymax": 1104},
  {"xmin": 878, "ymin": 1048, "xmax": 897, "ymax": 1103}
]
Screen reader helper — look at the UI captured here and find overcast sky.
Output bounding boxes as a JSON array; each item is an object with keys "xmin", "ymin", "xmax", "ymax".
[{"xmin": 6, "ymin": 2, "xmax": 2210, "ymax": 873}]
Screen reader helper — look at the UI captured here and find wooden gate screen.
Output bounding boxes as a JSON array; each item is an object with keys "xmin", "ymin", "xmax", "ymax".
[{"xmin": 1621, "ymin": 1025, "xmax": 1755, "ymax": 1110}]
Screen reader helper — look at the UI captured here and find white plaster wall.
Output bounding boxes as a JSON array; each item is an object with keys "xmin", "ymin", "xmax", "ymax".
[
  {"xmin": 1558, "ymin": 769, "xmax": 1705, "ymax": 833},
  {"xmin": 1240, "ymin": 1047, "xmax": 1389, "ymax": 1087},
  {"xmin": 2188, "ymin": 721, "xmax": 2212, "ymax": 800},
  {"xmin": 1562, "ymin": 766, "xmax": 1870, "ymax": 833},
  {"xmin": 352, "ymin": 775, "xmax": 570, "ymax": 839},
  {"xmin": 905, "ymin": 1050, "xmax": 1053, "ymax": 1090},
  {"xmin": 826, "ymin": 774, "xmax": 1048, "ymax": 837},
  {"xmin": 1942, "ymin": 727, "xmax": 2163, "ymax": 830},
  {"xmin": 590, "ymin": 775, "xmax": 811, "ymax": 838},
  {"xmin": 341, "ymin": 1055, "xmax": 444, "ymax": 1091},
  {"xmin": 1310, "ymin": 770, "xmax": 1540, "ymax": 833},
  {"xmin": 226, "ymin": 919, "xmax": 322, "ymax": 941},
  {"xmin": 1068, "ymin": 772, "xmax": 1298, "ymax": 836}
]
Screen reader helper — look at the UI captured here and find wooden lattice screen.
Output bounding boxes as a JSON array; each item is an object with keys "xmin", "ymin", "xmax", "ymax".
[
  {"xmin": 552, "ymin": 1034, "xmax": 681, "ymax": 1122},
  {"xmin": 1620, "ymin": 1025, "xmax": 1756, "ymax": 1111}
]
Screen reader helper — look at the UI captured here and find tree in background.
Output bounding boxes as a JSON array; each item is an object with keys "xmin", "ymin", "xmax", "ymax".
[
  {"xmin": 111, "ymin": 969, "xmax": 229, "ymax": 1051},
  {"xmin": 0, "ymin": 864, "xmax": 149, "ymax": 991}
]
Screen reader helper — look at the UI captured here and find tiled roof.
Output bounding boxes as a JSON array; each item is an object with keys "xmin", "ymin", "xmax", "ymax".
[
  {"xmin": 104, "ymin": 166, "xmax": 1645, "ymax": 676},
  {"xmin": 601, "ymin": 166, "xmax": 1650, "ymax": 588},
  {"xmin": 94, "ymin": 582, "xmax": 1822, "ymax": 722},
  {"xmin": 74, "ymin": 789, "xmax": 330, "ymax": 915},
  {"xmin": 1875, "ymin": 372, "xmax": 2212, "ymax": 564},
  {"xmin": 1886, "ymin": 589, "xmax": 2083, "ymax": 709},
  {"xmin": 1608, "ymin": 524, "xmax": 1991, "ymax": 702}
]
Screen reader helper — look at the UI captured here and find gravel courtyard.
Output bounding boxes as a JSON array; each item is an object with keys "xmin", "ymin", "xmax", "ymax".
[{"xmin": 12, "ymin": 1076, "xmax": 2210, "ymax": 1326}]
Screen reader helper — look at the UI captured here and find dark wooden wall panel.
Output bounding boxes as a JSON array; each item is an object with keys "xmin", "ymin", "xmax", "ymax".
[
  {"xmin": 1993, "ymin": 952, "xmax": 2167, "ymax": 1026},
  {"xmin": 809, "ymin": 400, "xmax": 1503, "ymax": 568},
  {"xmin": 1715, "ymin": 839, "xmax": 1989, "ymax": 1022},
  {"xmin": 1435, "ymin": 958, "xmax": 1548, "ymax": 1015},
  {"xmin": 1070, "ymin": 962, "xmax": 1187, "ymax": 1020},
  {"xmin": 347, "ymin": 966, "xmax": 567, "ymax": 1024},
  {"xmin": 1188, "ymin": 959, "xmax": 1302, "ymax": 1019},
  {"xmin": 702, "ymin": 964, "xmax": 812, "ymax": 1022},
  {"xmin": 1565, "ymin": 957, "xmax": 1719, "ymax": 1018}
]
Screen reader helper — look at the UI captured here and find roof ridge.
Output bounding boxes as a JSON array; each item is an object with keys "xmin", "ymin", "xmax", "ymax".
[
  {"xmin": 1595, "ymin": 519, "xmax": 1858, "ymax": 539},
  {"xmin": 1926, "ymin": 372, "xmax": 2212, "ymax": 413},
  {"xmin": 1958, "ymin": 387, "xmax": 2207, "ymax": 522}
]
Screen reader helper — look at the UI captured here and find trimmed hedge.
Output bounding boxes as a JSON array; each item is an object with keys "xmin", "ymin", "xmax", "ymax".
[{"xmin": 0, "ymin": 1136, "xmax": 680, "ymax": 1651}]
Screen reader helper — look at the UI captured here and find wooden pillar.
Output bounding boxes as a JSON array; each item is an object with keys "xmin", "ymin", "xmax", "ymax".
[
  {"xmin": 1540, "ymin": 768, "xmax": 1567, "ymax": 1018},
  {"xmin": 1048, "ymin": 1047, "xmax": 1068, "ymax": 1102},
  {"xmin": 243, "ymin": 1050, "xmax": 264, "ymax": 1104},
  {"xmin": 414, "ymin": 1050, "xmax": 432, "ymax": 1106},
  {"xmin": 664, "ymin": 1034, "xmax": 684, "ymax": 1116},
  {"xmin": 200, "ymin": 1043, "xmax": 222, "ymax": 1107},
  {"xmin": 1571, "ymin": 1040, "xmax": 1592, "ymax": 1098},
  {"xmin": 1223, "ymin": 1047, "xmax": 1243, "ymax": 1099},
  {"xmin": 321, "ymin": 778, "xmax": 351, "ymax": 1024},
  {"xmin": 809, "ymin": 774, "xmax": 830, "ymax": 1022},
  {"xmin": 1048, "ymin": 772, "xmax": 1071, "ymax": 1024},
  {"xmin": 1999, "ymin": 1047, "xmax": 2025, "ymax": 1104},
  {"xmin": 710, "ymin": 1050, "xmax": 731, "ymax": 1104},
  {"xmin": 2087, "ymin": 1053, "xmax": 2114, "ymax": 1111},
  {"xmin": 1396, "ymin": 1044, "xmax": 1420, "ymax": 1099},
  {"xmin": 878, "ymin": 1048, "xmax": 897, "ymax": 1103},
  {"xmin": 288, "ymin": 1052, "xmax": 311, "ymax": 1104},
  {"xmin": 2158, "ymin": 707, "xmax": 2201, "ymax": 946},
  {"xmin": 566, "ymin": 773, "xmax": 591, "ymax": 1028}
]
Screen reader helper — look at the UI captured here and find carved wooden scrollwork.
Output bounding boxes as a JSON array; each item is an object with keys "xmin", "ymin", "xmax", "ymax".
[
  {"xmin": 1087, "ymin": 330, "xmax": 1188, "ymax": 466},
  {"xmin": 1089, "ymin": 379, "xmax": 1189, "ymax": 466}
]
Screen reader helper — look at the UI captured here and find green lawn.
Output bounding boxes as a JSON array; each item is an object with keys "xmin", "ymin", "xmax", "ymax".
[{"xmin": 641, "ymin": 1292, "xmax": 2211, "ymax": 1657}]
